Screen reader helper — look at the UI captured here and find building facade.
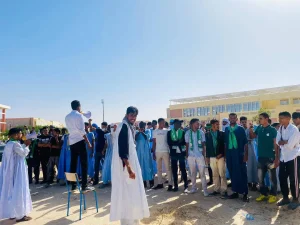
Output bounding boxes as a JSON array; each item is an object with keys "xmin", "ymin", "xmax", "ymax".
[
  {"xmin": 0, "ymin": 104, "xmax": 11, "ymax": 133},
  {"xmin": 6, "ymin": 117, "xmax": 64, "ymax": 130},
  {"xmin": 167, "ymin": 85, "xmax": 300, "ymax": 127}
]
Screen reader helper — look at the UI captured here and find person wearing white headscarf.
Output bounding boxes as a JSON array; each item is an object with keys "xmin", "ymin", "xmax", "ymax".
[{"xmin": 222, "ymin": 118, "xmax": 230, "ymax": 132}]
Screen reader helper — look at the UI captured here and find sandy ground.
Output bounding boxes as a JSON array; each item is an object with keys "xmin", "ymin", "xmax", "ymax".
[{"xmin": 1, "ymin": 175, "xmax": 300, "ymax": 225}]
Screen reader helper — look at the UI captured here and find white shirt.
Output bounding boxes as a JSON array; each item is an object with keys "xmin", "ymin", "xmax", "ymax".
[
  {"xmin": 65, "ymin": 110, "xmax": 86, "ymax": 145},
  {"xmin": 185, "ymin": 129, "xmax": 206, "ymax": 158},
  {"xmin": 276, "ymin": 124, "xmax": 300, "ymax": 162},
  {"xmin": 153, "ymin": 128, "xmax": 169, "ymax": 153}
]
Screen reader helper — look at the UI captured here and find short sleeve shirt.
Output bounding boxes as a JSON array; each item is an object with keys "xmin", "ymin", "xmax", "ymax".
[
  {"xmin": 185, "ymin": 129, "xmax": 206, "ymax": 158},
  {"xmin": 255, "ymin": 125, "xmax": 277, "ymax": 158},
  {"xmin": 153, "ymin": 129, "xmax": 169, "ymax": 153},
  {"xmin": 50, "ymin": 136, "xmax": 62, "ymax": 157}
]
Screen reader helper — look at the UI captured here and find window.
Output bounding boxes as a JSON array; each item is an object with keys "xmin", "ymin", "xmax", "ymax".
[
  {"xmin": 212, "ymin": 105, "xmax": 225, "ymax": 115},
  {"xmin": 197, "ymin": 108, "xmax": 201, "ymax": 116},
  {"xmin": 293, "ymin": 98, "xmax": 300, "ymax": 104},
  {"xmin": 256, "ymin": 102, "xmax": 260, "ymax": 110},
  {"xmin": 280, "ymin": 99, "xmax": 289, "ymax": 105},
  {"xmin": 243, "ymin": 103, "xmax": 248, "ymax": 111},
  {"xmin": 196, "ymin": 107, "xmax": 210, "ymax": 116}
]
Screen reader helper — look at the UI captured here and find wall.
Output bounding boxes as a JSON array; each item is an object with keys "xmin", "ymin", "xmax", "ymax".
[{"xmin": 6, "ymin": 117, "xmax": 64, "ymax": 130}]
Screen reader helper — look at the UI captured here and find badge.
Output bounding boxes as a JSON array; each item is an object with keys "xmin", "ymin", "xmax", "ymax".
[{"xmin": 266, "ymin": 133, "xmax": 270, "ymax": 137}]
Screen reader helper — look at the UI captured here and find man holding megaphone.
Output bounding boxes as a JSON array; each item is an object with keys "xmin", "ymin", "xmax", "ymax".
[{"xmin": 65, "ymin": 100, "xmax": 94, "ymax": 191}]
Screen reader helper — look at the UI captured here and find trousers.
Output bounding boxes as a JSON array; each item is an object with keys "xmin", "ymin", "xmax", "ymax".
[
  {"xmin": 188, "ymin": 155, "xmax": 207, "ymax": 191},
  {"xmin": 210, "ymin": 157, "xmax": 227, "ymax": 193},
  {"xmin": 47, "ymin": 156, "xmax": 59, "ymax": 183},
  {"xmin": 70, "ymin": 140, "xmax": 88, "ymax": 188},
  {"xmin": 156, "ymin": 152, "xmax": 172, "ymax": 185},
  {"xmin": 279, "ymin": 159, "xmax": 299, "ymax": 200},
  {"xmin": 171, "ymin": 157, "xmax": 188, "ymax": 189},
  {"xmin": 257, "ymin": 157, "xmax": 277, "ymax": 196}
]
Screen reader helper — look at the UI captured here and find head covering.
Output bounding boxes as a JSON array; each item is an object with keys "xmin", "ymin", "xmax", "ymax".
[
  {"xmin": 170, "ymin": 119, "xmax": 175, "ymax": 125},
  {"xmin": 222, "ymin": 118, "xmax": 229, "ymax": 123},
  {"xmin": 92, "ymin": 123, "xmax": 99, "ymax": 129},
  {"xmin": 222, "ymin": 118, "xmax": 230, "ymax": 132}
]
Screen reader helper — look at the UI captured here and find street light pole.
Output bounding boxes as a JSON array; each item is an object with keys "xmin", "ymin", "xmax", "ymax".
[{"xmin": 101, "ymin": 99, "xmax": 104, "ymax": 122}]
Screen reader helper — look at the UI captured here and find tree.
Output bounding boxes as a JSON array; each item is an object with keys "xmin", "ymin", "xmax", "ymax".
[{"xmin": 252, "ymin": 108, "xmax": 271, "ymax": 124}]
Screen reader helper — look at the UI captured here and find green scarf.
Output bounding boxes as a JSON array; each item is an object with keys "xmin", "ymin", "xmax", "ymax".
[
  {"xmin": 210, "ymin": 131, "xmax": 218, "ymax": 154},
  {"xmin": 228, "ymin": 124, "xmax": 238, "ymax": 149},
  {"xmin": 171, "ymin": 129, "xmax": 183, "ymax": 141},
  {"xmin": 190, "ymin": 130, "xmax": 202, "ymax": 151}
]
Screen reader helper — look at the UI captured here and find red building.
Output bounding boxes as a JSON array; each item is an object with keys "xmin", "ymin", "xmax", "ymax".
[{"xmin": 0, "ymin": 104, "xmax": 11, "ymax": 133}]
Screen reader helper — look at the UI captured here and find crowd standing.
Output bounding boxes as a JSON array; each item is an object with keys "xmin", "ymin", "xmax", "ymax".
[{"xmin": 1, "ymin": 99, "xmax": 300, "ymax": 224}]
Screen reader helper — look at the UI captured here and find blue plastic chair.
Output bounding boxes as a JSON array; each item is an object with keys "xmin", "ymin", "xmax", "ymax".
[{"xmin": 65, "ymin": 172, "xmax": 99, "ymax": 220}]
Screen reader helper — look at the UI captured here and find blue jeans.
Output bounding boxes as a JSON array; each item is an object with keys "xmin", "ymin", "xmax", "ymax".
[{"xmin": 257, "ymin": 157, "xmax": 277, "ymax": 196}]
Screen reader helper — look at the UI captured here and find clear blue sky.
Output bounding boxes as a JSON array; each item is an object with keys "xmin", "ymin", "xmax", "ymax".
[{"xmin": 1, "ymin": 0, "xmax": 300, "ymax": 124}]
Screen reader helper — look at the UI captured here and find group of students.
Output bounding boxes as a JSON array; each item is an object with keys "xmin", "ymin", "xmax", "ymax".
[
  {"xmin": 2, "ymin": 99, "xmax": 300, "ymax": 224},
  {"xmin": 135, "ymin": 111, "xmax": 300, "ymax": 211}
]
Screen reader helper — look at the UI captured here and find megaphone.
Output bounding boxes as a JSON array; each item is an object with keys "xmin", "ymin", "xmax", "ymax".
[{"xmin": 82, "ymin": 111, "xmax": 92, "ymax": 119}]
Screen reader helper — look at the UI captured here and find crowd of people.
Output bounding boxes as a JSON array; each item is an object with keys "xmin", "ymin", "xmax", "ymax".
[{"xmin": 1, "ymin": 99, "xmax": 300, "ymax": 224}]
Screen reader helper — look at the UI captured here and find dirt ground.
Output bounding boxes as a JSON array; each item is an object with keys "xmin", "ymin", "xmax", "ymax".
[{"xmin": 1, "ymin": 175, "xmax": 300, "ymax": 225}]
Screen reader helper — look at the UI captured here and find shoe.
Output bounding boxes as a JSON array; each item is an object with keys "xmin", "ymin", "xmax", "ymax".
[
  {"xmin": 256, "ymin": 194, "xmax": 268, "ymax": 202},
  {"xmin": 207, "ymin": 181, "xmax": 213, "ymax": 186},
  {"xmin": 167, "ymin": 185, "xmax": 173, "ymax": 192},
  {"xmin": 209, "ymin": 191, "xmax": 220, "ymax": 196},
  {"xmin": 221, "ymin": 192, "xmax": 228, "ymax": 199},
  {"xmin": 164, "ymin": 180, "xmax": 169, "ymax": 184},
  {"xmin": 268, "ymin": 195, "xmax": 277, "ymax": 204},
  {"xmin": 288, "ymin": 200, "xmax": 300, "ymax": 210},
  {"xmin": 227, "ymin": 183, "xmax": 232, "ymax": 187},
  {"xmin": 82, "ymin": 186, "xmax": 95, "ymax": 191},
  {"xmin": 71, "ymin": 185, "xmax": 77, "ymax": 191},
  {"xmin": 187, "ymin": 179, "xmax": 192, "ymax": 184},
  {"xmin": 35, "ymin": 181, "xmax": 39, "ymax": 185},
  {"xmin": 40, "ymin": 180, "xmax": 47, "ymax": 184},
  {"xmin": 243, "ymin": 194, "xmax": 250, "ymax": 202},
  {"xmin": 173, "ymin": 187, "xmax": 179, "ymax": 192},
  {"xmin": 277, "ymin": 198, "xmax": 290, "ymax": 206},
  {"xmin": 149, "ymin": 180, "xmax": 155, "ymax": 189},
  {"xmin": 203, "ymin": 191, "xmax": 210, "ymax": 197},
  {"xmin": 184, "ymin": 188, "xmax": 189, "ymax": 194},
  {"xmin": 92, "ymin": 181, "xmax": 99, "ymax": 186},
  {"xmin": 16, "ymin": 216, "xmax": 32, "ymax": 222},
  {"xmin": 44, "ymin": 183, "xmax": 50, "ymax": 188},
  {"xmin": 189, "ymin": 188, "xmax": 197, "ymax": 194},
  {"xmin": 251, "ymin": 186, "xmax": 258, "ymax": 192},
  {"xmin": 153, "ymin": 184, "xmax": 164, "ymax": 190},
  {"xmin": 228, "ymin": 193, "xmax": 239, "ymax": 199}
]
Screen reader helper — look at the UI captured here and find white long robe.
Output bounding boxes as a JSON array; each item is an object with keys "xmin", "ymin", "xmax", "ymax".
[
  {"xmin": 0, "ymin": 141, "xmax": 32, "ymax": 219},
  {"xmin": 110, "ymin": 121, "xmax": 150, "ymax": 222}
]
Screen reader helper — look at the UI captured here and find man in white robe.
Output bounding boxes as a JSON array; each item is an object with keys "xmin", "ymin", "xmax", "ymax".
[
  {"xmin": 110, "ymin": 106, "xmax": 150, "ymax": 225},
  {"xmin": 0, "ymin": 128, "xmax": 33, "ymax": 222}
]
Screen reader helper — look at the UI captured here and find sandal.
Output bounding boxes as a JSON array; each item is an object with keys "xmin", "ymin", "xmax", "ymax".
[{"xmin": 16, "ymin": 216, "xmax": 32, "ymax": 223}]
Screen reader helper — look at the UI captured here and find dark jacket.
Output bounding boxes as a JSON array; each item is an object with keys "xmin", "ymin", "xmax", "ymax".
[
  {"xmin": 167, "ymin": 129, "xmax": 186, "ymax": 159},
  {"xmin": 205, "ymin": 130, "xmax": 225, "ymax": 158}
]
